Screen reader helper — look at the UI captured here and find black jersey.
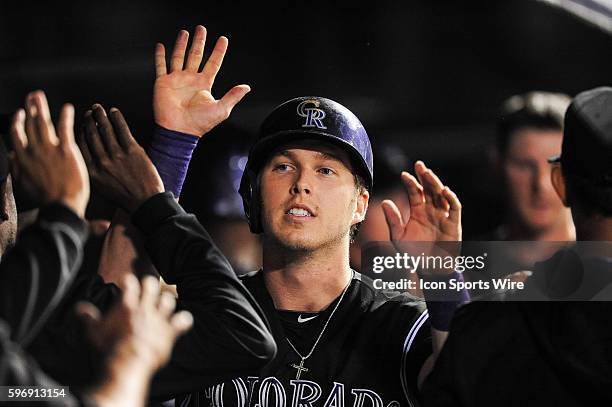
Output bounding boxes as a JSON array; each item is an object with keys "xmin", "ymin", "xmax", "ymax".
[
  {"xmin": 180, "ymin": 271, "xmax": 431, "ymax": 407},
  {"xmin": 420, "ymin": 250, "xmax": 612, "ymax": 406}
]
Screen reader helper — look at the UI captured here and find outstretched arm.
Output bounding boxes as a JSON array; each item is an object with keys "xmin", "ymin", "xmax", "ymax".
[
  {"xmin": 98, "ymin": 25, "xmax": 250, "ymax": 285},
  {"xmin": 381, "ymin": 161, "xmax": 464, "ymax": 385},
  {"xmin": 79, "ymin": 106, "xmax": 275, "ymax": 396},
  {"xmin": 1, "ymin": 90, "xmax": 90, "ymax": 346},
  {"xmin": 78, "ymin": 274, "xmax": 192, "ymax": 407}
]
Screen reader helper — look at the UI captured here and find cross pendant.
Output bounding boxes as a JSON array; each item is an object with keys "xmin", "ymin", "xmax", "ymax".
[{"xmin": 290, "ymin": 358, "xmax": 309, "ymax": 379}]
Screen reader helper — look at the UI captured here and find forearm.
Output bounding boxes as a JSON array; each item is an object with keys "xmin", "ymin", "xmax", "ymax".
[
  {"xmin": 0, "ymin": 203, "xmax": 88, "ymax": 345},
  {"xmin": 89, "ymin": 352, "xmax": 153, "ymax": 407},
  {"xmin": 146, "ymin": 126, "xmax": 199, "ymax": 198},
  {"xmin": 97, "ymin": 126, "xmax": 199, "ymax": 284},
  {"xmin": 132, "ymin": 193, "xmax": 275, "ymax": 391},
  {"xmin": 97, "ymin": 210, "xmax": 157, "ymax": 284},
  {"xmin": 418, "ymin": 272, "xmax": 467, "ymax": 386}
]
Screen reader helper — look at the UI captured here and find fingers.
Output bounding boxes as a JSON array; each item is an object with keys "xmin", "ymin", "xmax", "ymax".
[
  {"xmin": 10, "ymin": 110, "xmax": 27, "ymax": 158},
  {"xmin": 155, "ymin": 43, "xmax": 167, "ymax": 77},
  {"xmin": 24, "ymin": 96, "xmax": 39, "ymax": 145},
  {"xmin": 219, "ymin": 84, "xmax": 251, "ymax": 115},
  {"xmin": 400, "ymin": 171, "xmax": 425, "ymax": 208},
  {"xmin": 415, "ymin": 161, "xmax": 449, "ymax": 211},
  {"xmin": 28, "ymin": 91, "xmax": 58, "ymax": 145},
  {"xmin": 381, "ymin": 199, "xmax": 405, "ymax": 241},
  {"xmin": 442, "ymin": 186, "xmax": 462, "ymax": 225},
  {"xmin": 170, "ymin": 30, "xmax": 189, "ymax": 72},
  {"xmin": 184, "ymin": 25, "xmax": 207, "ymax": 72},
  {"xmin": 92, "ymin": 104, "xmax": 121, "ymax": 154},
  {"xmin": 202, "ymin": 35, "xmax": 228, "ymax": 85},
  {"xmin": 108, "ymin": 108, "xmax": 137, "ymax": 149},
  {"xmin": 158, "ymin": 291, "xmax": 177, "ymax": 317},
  {"xmin": 170, "ymin": 311, "xmax": 193, "ymax": 335},
  {"xmin": 77, "ymin": 127, "xmax": 95, "ymax": 171},
  {"xmin": 84, "ymin": 110, "xmax": 108, "ymax": 165},
  {"xmin": 140, "ymin": 275, "xmax": 160, "ymax": 309},
  {"xmin": 118, "ymin": 273, "xmax": 141, "ymax": 310},
  {"xmin": 57, "ymin": 104, "xmax": 75, "ymax": 146}
]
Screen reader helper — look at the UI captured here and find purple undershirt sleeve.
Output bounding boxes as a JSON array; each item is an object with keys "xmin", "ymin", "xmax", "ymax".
[{"xmin": 147, "ymin": 126, "xmax": 200, "ymax": 198}]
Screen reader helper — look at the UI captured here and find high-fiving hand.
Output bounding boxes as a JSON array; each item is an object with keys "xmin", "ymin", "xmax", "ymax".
[
  {"xmin": 10, "ymin": 91, "xmax": 89, "ymax": 218},
  {"xmin": 77, "ymin": 274, "xmax": 193, "ymax": 373},
  {"xmin": 381, "ymin": 161, "xmax": 462, "ymax": 262},
  {"xmin": 78, "ymin": 104, "xmax": 164, "ymax": 213},
  {"xmin": 153, "ymin": 25, "xmax": 251, "ymax": 136}
]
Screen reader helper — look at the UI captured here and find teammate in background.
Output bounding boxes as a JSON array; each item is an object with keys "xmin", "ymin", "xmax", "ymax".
[
  {"xmin": 490, "ymin": 91, "xmax": 574, "ymax": 242},
  {"xmin": 3, "ymin": 90, "xmax": 192, "ymax": 407},
  {"xmin": 421, "ymin": 87, "xmax": 612, "ymax": 406},
  {"xmin": 465, "ymin": 92, "xmax": 576, "ymax": 287}
]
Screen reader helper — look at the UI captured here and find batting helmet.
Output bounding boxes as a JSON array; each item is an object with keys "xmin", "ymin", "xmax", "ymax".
[{"xmin": 239, "ymin": 96, "xmax": 374, "ymax": 233}]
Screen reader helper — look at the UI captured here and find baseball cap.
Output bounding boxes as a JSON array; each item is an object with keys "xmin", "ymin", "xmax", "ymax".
[{"xmin": 549, "ymin": 87, "xmax": 612, "ymax": 186}]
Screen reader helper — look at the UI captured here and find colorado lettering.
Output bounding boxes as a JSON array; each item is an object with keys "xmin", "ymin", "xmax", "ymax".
[{"xmin": 202, "ymin": 377, "xmax": 401, "ymax": 407}]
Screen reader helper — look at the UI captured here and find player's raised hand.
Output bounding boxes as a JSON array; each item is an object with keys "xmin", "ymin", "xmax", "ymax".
[
  {"xmin": 10, "ymin": 90, "xmax": 89, "ymax": 218},
  {"xmin": 381, "ymin": 161, "xmax": 461, "ymax": 255},
  {"xmin": 77, "ymin": 274, "xmax": 193, "ymax": 373},
  {"xmin": 78, "ymin": 104, "xmax": 164, "ymax": 213},
  {"xmin": 154, "ymin": 25, "xmax": 251, "ymax": 136}
]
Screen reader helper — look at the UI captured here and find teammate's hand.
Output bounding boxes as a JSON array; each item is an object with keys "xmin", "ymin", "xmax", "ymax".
[
  {"xmin": 10, "ymin": 90, "xmax": 90, "ymax": 218},
  {"xmin": 381, "ymin": 161, "xmax": 462, "ymax": 263},
  {"xmin": 77, "ymin": 274, "xmax": 193, "ymax": 373},
  {"xmin": 153, "ymin": 25, "xmax": 250, "ymax": 136},
  {"xmin": 78, "ymin": 104, "xmax": 164, "ymax": 213}
]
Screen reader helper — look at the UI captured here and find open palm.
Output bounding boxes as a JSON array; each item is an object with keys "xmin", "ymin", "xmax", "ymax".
[
  {"xmin": 153, "ymin": 26, "xmax": 250, "ymax": 136},
  {"xmin": 382, "ymin": 161, "xmax": 461, "ymax": 254}
]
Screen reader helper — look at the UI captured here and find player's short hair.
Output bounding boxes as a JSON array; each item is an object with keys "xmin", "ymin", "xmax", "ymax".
[{"xmin": 497, "ymin": 92, "xmax": 570, "ymax": 155}]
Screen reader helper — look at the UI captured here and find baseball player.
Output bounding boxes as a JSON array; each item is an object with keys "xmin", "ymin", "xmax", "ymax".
[
  {"xmin": 420, "ymin": 87, "xmax": 612, "ymax": 406},
  {"xmin": 93, "ymin": 25, "xmax": 465, "ymax": 405},
  {"xmin": 198, "ymin": 96, "xmax": 462, "ymax": 407}
]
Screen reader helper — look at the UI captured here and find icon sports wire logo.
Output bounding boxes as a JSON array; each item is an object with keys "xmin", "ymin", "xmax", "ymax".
[{"xmin": 297, "ymin": 99, "xmax": 327, "ymax": 129}]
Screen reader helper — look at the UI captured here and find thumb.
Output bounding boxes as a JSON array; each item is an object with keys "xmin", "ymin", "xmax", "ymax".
[
  {"xmin": 381, "ymin": 200, "xmax": 404, "ymax": 241},
  {"xmin": 219, "ymin": 84, "xmax": 251, "ymax": 114},
  {"xmin": 170, "ymin": 310, "xmax": 194, "ymax": 337}
]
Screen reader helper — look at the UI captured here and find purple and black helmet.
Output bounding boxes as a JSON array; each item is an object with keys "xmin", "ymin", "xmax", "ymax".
[{"xmin": 239, "ymin": 96, "xmax": 373, "ymax": 233}]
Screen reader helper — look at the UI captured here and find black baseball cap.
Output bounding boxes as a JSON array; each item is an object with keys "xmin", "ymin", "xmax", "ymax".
[{"xmin": 549, "ymin": 87, "xmax": 612, "ymax": 186}]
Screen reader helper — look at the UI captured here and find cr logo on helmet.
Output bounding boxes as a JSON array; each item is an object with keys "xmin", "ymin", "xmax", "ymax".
[{"xmin": 297, "ymin": 99, "xmax": 327, "ymax": 129}]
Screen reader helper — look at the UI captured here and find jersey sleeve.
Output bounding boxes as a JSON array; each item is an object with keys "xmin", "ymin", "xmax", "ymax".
[
  {"xmin": 0, "ymin": 203, "xmax": 88, "ymax": 346},
  {"xmin": 400, "ymin": 308, "xmax": 432, "ymax": 402},
  {"xmin": 131, "ymin": 192, "xmax": 276, "ymax": 398}
]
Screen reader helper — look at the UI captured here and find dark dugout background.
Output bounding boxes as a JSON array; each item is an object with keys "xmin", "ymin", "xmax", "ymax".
[{"xmin": 0, "ymin": 0, "xmax": 610, "ymax": 237}]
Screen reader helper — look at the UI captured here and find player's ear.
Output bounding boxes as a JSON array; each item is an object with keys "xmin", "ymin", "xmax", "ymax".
[
  {"xmin": 352, "ymin": 189, "xmax": 369, "ymax": 225},
  {"xmin": 551, "ymin": 165, "xmax": 568, "ymax": 206}
]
